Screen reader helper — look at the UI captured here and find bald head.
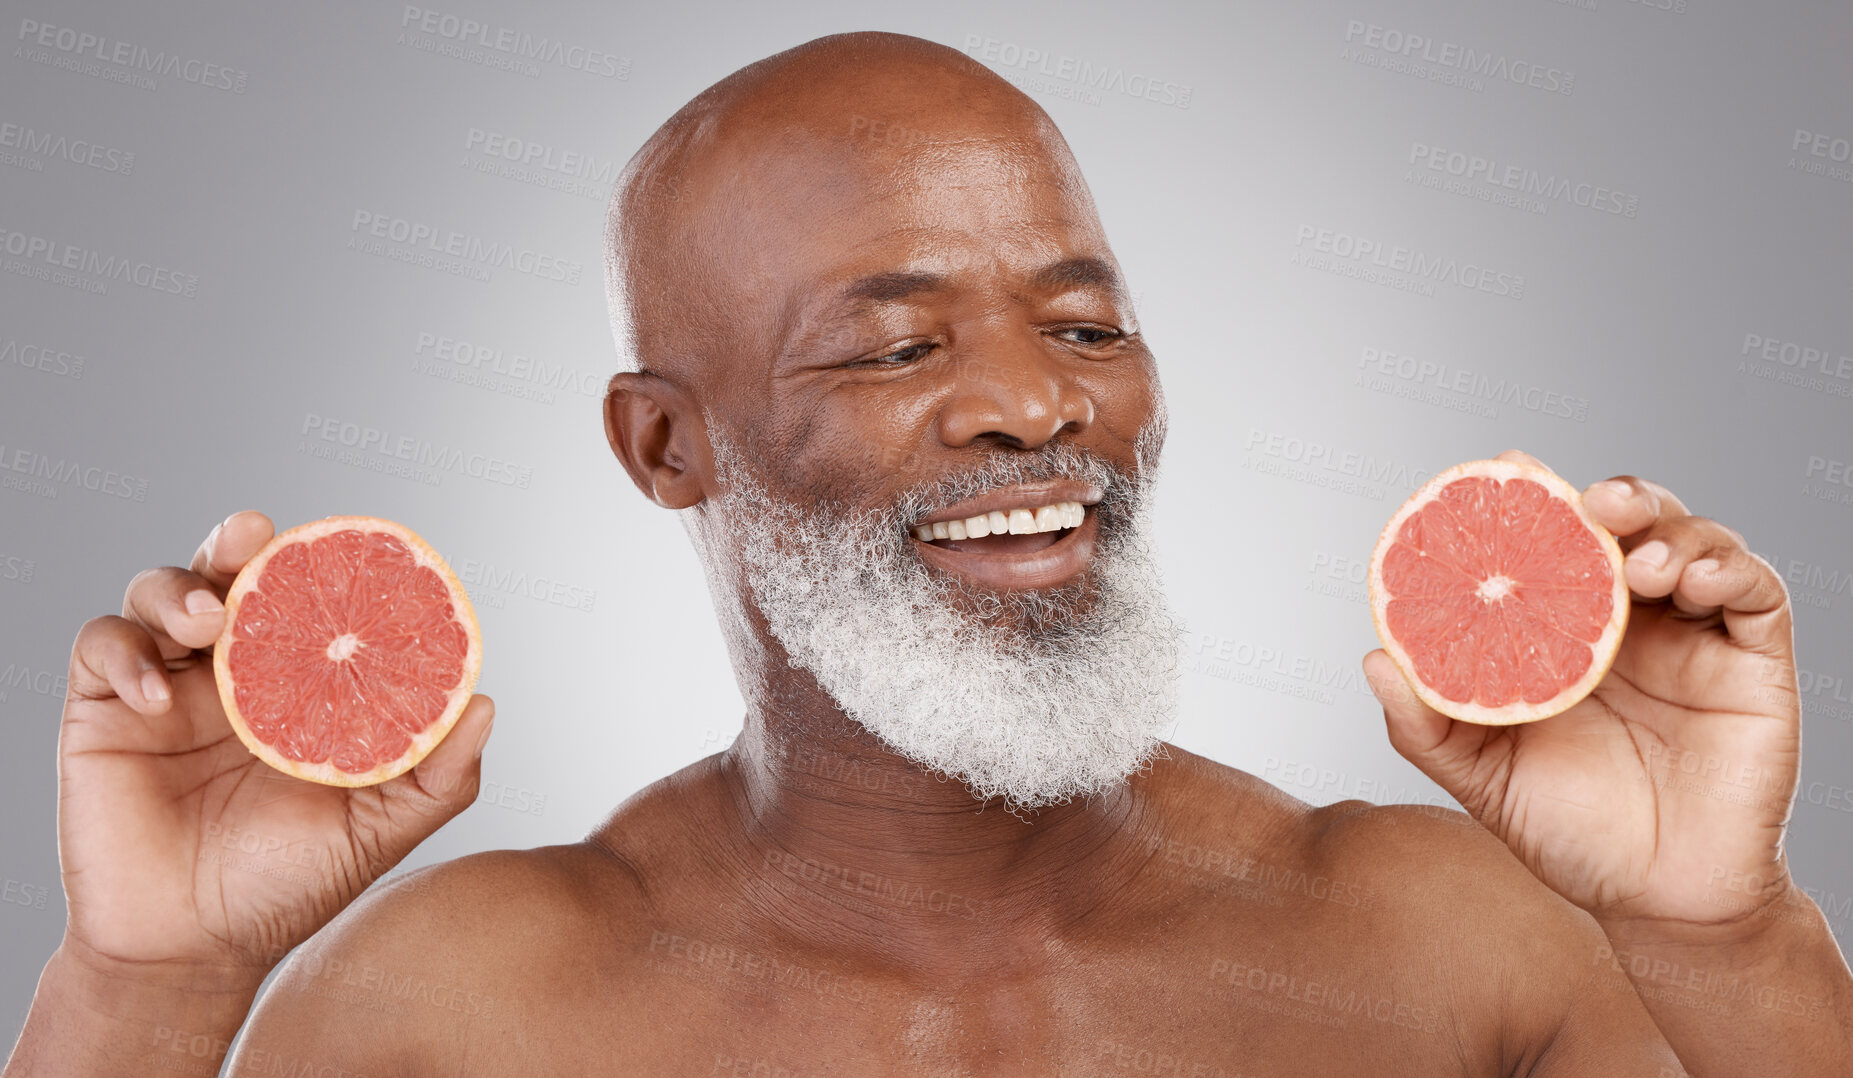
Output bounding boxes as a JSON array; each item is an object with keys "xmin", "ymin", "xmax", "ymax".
[{"xmin": 602, "ymin": 31, "xmax": 1099, "ymax": 395}]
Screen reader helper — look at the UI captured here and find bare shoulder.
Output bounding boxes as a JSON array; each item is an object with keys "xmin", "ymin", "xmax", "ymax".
[
  {"xmin": 230, "ymin": 756, "xmax": 729, "ymax": 1073},
  {"xmin": 1156, "ymin": 744, "xmax": 1585, "ymax": 933},
  {"xmin": 1151, "ymin": 746, "xmax": 1678, "ymax": 1072},
  {"xmin": 230, "ymin": 841, "xmax": 647, "ymax": 1074}
]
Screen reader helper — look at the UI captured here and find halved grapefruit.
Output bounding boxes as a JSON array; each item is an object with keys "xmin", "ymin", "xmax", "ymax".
[
  {"xmin": 212, "ymin": 516, "xmax": 482, "ymax": 786},
  {"xmin": 1368, "ymin": 459, "xmax": 1628, "ymax": 726}
]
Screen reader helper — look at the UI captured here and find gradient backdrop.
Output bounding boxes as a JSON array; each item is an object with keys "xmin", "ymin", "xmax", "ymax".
[{"xmin": 3, "ymin": 0, "xmax": 1851, "ymax": 1048}]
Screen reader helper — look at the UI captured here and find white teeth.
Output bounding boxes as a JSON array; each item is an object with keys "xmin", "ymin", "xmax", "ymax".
[{"xmin": 912, "ymin": 501, "xmax": 1088, "ymax": 542}]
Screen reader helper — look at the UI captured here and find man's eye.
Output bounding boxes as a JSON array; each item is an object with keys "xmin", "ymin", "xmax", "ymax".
[
  {"xmin": 854, "ymin": 343, "xmax": 932, "ymax": 367},
  {"xmin": 1058, "ymin": 326, "xmax": 1122, "ymax": 346}
]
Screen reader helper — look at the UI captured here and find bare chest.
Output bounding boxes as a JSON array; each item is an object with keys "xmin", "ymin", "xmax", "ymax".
[{"xmin": 445, "ymin": 926, "xmax": 1482, "ymax": 1078}]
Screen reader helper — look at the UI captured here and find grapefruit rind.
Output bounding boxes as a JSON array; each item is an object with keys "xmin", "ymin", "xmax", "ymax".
[
  {"xmin": 211, "ymin": 516, "xmax": 482, "ymax": 787},
  {"xmin": 1367, "ymin": 459, "xmax": 1628, "ymax": 727}
]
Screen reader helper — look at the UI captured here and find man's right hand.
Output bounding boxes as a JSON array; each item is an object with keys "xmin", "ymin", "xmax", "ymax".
[{"xmin": 55, "ymin": 509, "xmax": 495, "ymax": 983}]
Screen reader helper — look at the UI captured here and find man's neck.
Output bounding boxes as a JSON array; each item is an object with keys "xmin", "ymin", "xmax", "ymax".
[{"xmin": 712, "ymin": 695, "xmax": 1166, "ymax": 972}]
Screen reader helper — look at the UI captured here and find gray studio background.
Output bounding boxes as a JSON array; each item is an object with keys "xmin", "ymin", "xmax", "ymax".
[{"xmin": 3, "ymin": 0, "xmax": 1851, "ymax": 1045}]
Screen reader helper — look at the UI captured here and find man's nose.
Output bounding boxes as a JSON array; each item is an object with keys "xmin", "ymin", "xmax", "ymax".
[{"xmin": 934, "ymin": 332, "xmax": 1094, "ymax": 449}]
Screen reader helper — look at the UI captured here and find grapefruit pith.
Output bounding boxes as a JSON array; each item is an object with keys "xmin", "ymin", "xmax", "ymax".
[
  {"xmin": 1368, "ymin": 459, "xmax": 1628, "ymax": 726},
  {"xmin": 212, "ymin": 516, "xmax": 482, "ymax": 786}
]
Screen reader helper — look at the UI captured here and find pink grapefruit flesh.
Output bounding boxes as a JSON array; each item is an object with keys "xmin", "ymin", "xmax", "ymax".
[
  {"xmin": 212, "ymin": 516, "xmax": 482, "ymax": 786},
  {"xmin": 1368, "ymin": 459, "xmax": 1628, "ymax": 726}
]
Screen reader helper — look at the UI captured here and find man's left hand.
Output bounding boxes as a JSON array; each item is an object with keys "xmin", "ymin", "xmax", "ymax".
[{"xmin": 1364, "ymin": 448, "xmax": 1802, "ymax": 933}]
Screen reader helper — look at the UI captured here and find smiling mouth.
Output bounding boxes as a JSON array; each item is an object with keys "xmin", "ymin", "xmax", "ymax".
[
  {"xmin": 910, "ymin": 500, "xmax": 1084, "ymax": 551},
  {"xmin": 907, "ymin": 500, "xmax": 1095, "ymax": 589}
]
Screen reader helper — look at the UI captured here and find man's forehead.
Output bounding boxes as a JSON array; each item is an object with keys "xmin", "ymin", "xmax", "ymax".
[
  {"xmin": 748, "ymin": 138, "xmax": 1109, "ymax": 277},
  {"xmin": 700, "ymin": 118, "xmax": 1095, "ymax": 229}
]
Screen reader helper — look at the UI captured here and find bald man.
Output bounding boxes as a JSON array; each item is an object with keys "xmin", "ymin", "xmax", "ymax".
[{"xmin": 8, "ymin": 31, "xmax": 1851, "ymax": 1078}]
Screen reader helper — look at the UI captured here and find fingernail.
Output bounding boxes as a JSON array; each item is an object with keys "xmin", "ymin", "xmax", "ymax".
[
  {"xmin": 140, "ymin": 668, "xmax": 170, "ymax": 703},
  {"xmin": 473, "ymin": 716, "xmax": 494, "ymax": 760},
  {"xmin": 1632, "ymin": 540, "xmax": 1670, "ymax": 570},
  {"xmin": 184, "ymin": 590, "xmax": 224, "ymax": 615},
  {"xmin": 1591, "ymin": 480, "xmax": 1631, "ymax": 502},
  {"xmin": 1690, "ymin": 558, "xmax": 1721, "ymax": 575}
]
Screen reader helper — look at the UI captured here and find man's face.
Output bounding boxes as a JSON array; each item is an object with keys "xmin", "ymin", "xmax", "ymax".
[
  {"xmin": 685, "ymin": 110, "xmax": 1163, "ymax": 538},
  {"xmin": 675, "ymin": 103, "xmax": 1183, "ymax": 808}
]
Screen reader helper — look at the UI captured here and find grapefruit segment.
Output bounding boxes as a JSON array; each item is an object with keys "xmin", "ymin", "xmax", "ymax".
[
  {"xmin": 1368, "ymin": 459, "xmax": 1627, "ymax": 726},
  {"xmin": 212, "ymin": 516, "xmax": 482, "ymax": 786}
]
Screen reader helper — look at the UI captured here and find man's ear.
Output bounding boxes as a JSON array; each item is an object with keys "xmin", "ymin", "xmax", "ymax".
[{"xmin": 604, "ymin": 371, "xmax": 707, "ymax": 510}]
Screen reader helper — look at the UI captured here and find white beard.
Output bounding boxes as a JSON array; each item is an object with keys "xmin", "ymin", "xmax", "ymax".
[{"xmin": 689, "ymin": 422, "xmax": 1185, "ymax": 812}]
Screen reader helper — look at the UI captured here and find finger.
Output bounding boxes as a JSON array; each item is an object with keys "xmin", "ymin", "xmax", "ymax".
[
  {"xmin": 407, "ymin": 694, "xmax": 495, "ymax": 806},
  {"xmin": 1362, "ymin": 649, "xmax": 1500, "ymax": 817},
  {"xmin": 1677, "ymin": 551, "xmax": 1794, "ymax": 658},
  {"xmin": 67, "ymin": 615, "xmax": 177, "ymax": 715},
  {"xmin": 1615, "ymin": 515, "xmax": 1748, "ymax": 607},
  {"xmin": 122, "ymin": 566, "xmax": 229, "ymax": 656},
  {"xmin": 1581, "ymin": 475, "xmax": 1691, "ymax": 542},
  {"xmin": 365, "ymin": 695, "xmax": 496, "ymax": 864},
  {"xmin": 189, "ymin": 511, "xmax": 275, "ymax": 591}
]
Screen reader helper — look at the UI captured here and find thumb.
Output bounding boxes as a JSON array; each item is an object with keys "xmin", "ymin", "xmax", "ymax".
[
  {"xmin": 370, "ymin": 694, "xmax": 495, "ymax": 861},
  {"xmin": 1362, "ymin": 649, "xmax": 1492, "ymax": 813}
]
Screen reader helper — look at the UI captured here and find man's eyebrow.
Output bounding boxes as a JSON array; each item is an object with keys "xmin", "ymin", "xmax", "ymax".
[
  {"xmin": 1027, "ymin": 256, "xmax": 1122, "ymax": 295},
  {"xmin": 828, "ymin": 257, "xmax": 1124, "ymax": 314},
  {"xmin": 839, "ymin": 271, "xmax": 950, "ymax": 306}
]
